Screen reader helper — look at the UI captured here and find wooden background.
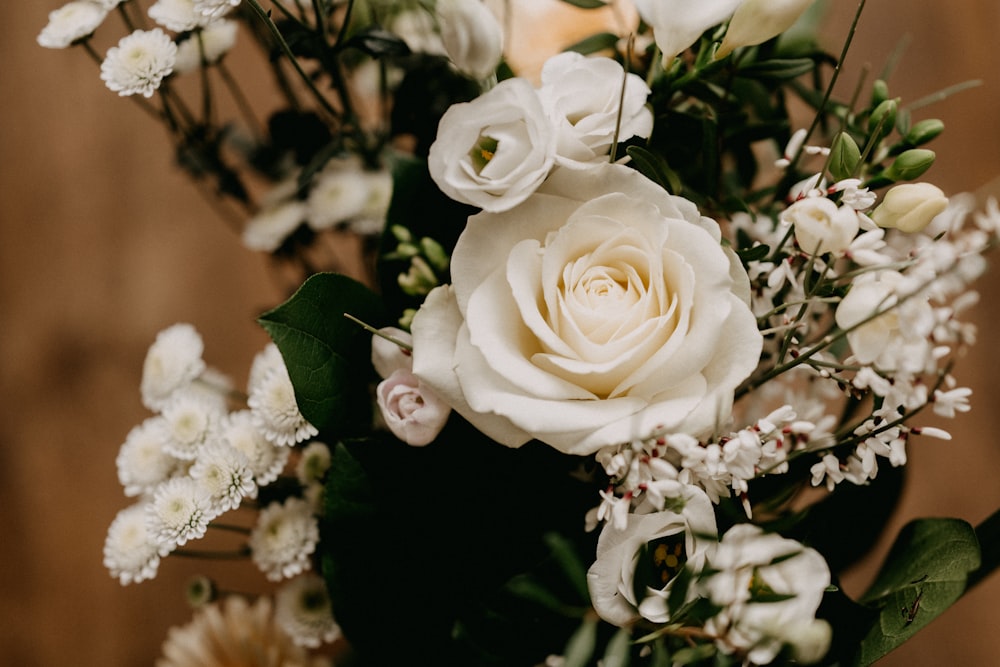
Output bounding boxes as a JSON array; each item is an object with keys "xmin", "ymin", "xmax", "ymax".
[{"xmin": 2, "ymin": 2, "xmax": 999, "ymax": 664}]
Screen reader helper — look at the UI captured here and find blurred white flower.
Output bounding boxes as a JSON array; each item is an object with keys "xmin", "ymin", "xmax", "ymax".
[
  {"xmin": 160, "ymin": 390, "xmax": 224, "ymax": 460},
  {"xmin": 192, "ymin": 0, "xmax": 240, "ymax": 20},
  {"xmin": 250, "ymin": 498, "xmax": 319, "ymax": 581},
  {"xmin": 220, "ymin": 409, "xmax": 290, "ymax": 487},
  {"xmin": 247, "ymin": 350, "xmax": 318, "ymax": 447},
  {"xmin": 274, "ymin": 574, "xmax": 342, "ymax": 648},
  {"xmin": 101, "ymin": 28, "xmax": 178, "ymax": 98},
  {"xmin": 116, "ymin": 417, "xmax": 182, "ymax": 497},
  {"xmin": 436, "ymin": 0, "xmax": 504, "ymax": 81},
  {"xmin": 104, "ymin": 503, "xmax": 161, "ymax": 585},
  {"xmin": 149, "ymin": 0, "xmax": 213, "ymax": 32},
  {"xmin": 141, "ymin": 322, "xmax": 206, "ymax": 411},
  {"xmin": 173, "ymin": 20, "xmax": 240, "ymax": 73},
  {"xmin": 37, "ymin": 1, "xmax": 109, "ymax": 49}
]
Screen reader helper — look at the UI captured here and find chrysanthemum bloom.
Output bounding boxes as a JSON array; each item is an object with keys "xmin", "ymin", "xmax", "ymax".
[
  {"xmin": 147, "ymin": 477, "xmax": 215, "ymax": 553},
  {"xmin": 100, "ymin": 28, "xmax": 178, "ymax": 98},
  {"xmin": 160, "ymin": 391, "xmax": 224, "ymax": 460},
  {"xmin": 190, "ymin": 441, "xmax": 257, "ymax": 513},
  {"xmin": 247, "ymin": 357, "xmax": 318, "ymax": 447},
  {"xmin": 156, "ymin": 596, "xmax": 330, "ymax": 667},
  {"xmin": 172, "ymin": 20, "xmax": 240, "ymax": 73},
  {"xmin": 116, "ymin": 417, "xmax": 182, "ymax": 497},
  {"xmin": 274, "ymin": 574, "xmax": 342, "ymax": 648},
  {"xmin": 149, "ymin": 0, "xmax": 215, "ymax": 32},
  {"xmin": 295, "ymin": 441, "xmax": 331, "ymax": 486},
  {"xmin": 141, "ymin": 322, "xmax": 206, "ymax": 411},
  {"xmin": 249, "ymin": 497, "xmax": 319, "ymax": 581},
  {"xmin": 192, "ymin": 0, "xmax": 240, "ymax": 20},
  {"xmin": 37, "ymin": 1, "xmax": 109, "ymax": 49},
  {"xmin": 104, "ymin": 503, "xmax": 162, "ymax": 585},
  {"xmin": 220, "ymin": 410, "xmax": 289, "ymax": 488}
]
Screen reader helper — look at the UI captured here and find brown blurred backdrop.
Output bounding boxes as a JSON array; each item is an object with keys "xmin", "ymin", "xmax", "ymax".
[{"xmin": 2, "ymin": 2, "xmax": 999, "ymax": 665}]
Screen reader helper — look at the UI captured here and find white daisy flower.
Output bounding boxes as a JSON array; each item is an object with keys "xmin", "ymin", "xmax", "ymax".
[
  {"xmin": 349, "ymin": 169, "xmax": 393, "ymax": 236},
  {"xmin": 116, "ymin": 417, "xmax": 182, "ymax": 497},
  {"xmin": 221, "ymin": 410, "xmax": 289, "ymax": 488},
  {"xmin": 141, "ymin": 323, "xmax": 206, "ymax": 411},
  {"xmin": 100, "ymin": 28, "xmax": 178, "ymax": 98},
  {"xmin": 295, "ymin": 441, "xmax": 331, "ymax": 486},
  {"xmin": 104, "ymin": 503, "xmax": 161, "ymax": 585},
  {"xmin": 248, "ymin": 342, "xmax": 285, "ymax": 392},
  {"xmin": 147, "ymin": 477, "xmax": 215, "ymax": 553},
  {"xmin": 249, "ymin": 497, "xmax": 319, "ymax": 581},
  {"xmin": 190, "ymin": 441, "xmax": 257, "ymax": 513},
  {"xmin": 306, "ymin": 162, "xmax": 371, "ymax": 231},
  {"xmin": 247, "ymin": 358, "xmax": 318, "ymax": 447},
  {"xmin": 242, "ymin": 199, "xmax": 307, "ymax": 252},
  {"xmin": 193, "ymin": 0, "xmax": 240, "ymax": 20},
  {"xmin": 173, "ymin": 20, "xmax": 240, "ymax": 73},
  {"xmin": 160, "ymin": 391, "xmax": 224, "ymax": 460},
  {"xmin": 37, "ymin": 1, "xmax": 109, "ymax": 49},
  {"xmin": 274, "ymin": 574, "xmax": 341, "ymax": 648}
]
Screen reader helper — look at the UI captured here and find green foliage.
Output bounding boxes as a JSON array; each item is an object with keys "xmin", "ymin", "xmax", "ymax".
[
  {"xmin": 850, "ymin": 518, "xmax": 981, "ymax": 665},
  {"xmin": 257, "ymin": 273, "xmax": 386, "ymax": 433}
]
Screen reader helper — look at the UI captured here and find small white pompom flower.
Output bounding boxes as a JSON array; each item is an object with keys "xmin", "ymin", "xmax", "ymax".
[
  {"xmin": 173, "ymin": 20, "xmax": 240, "ymax": 73},
  {"xmin": 193, "ymin": 0, "xmax": 240, "ymax": 20},
  {"xmin": 248, "ymin": 343, "xmax": 285, "ymax": 391},
  {"xmin": 221, "ymin": 410, "xmax": 290, "ymax": 488},
  {"xmin": 250, "ymin": 498, "xmax": 319, "ymax": 581},
  {"xmin": 247, "ymin": 358, "xmax": 318, "ymax": 447},
  {"xmin": 160, "ymin": 391, "xmax": 224, "ymax": 460},
  {"xmin": 104, "ymin": 503, "xmax": 162, "ymax": 585},
  {"xmin": 37, "ymin": 1, "xmax": 109, "ymax": 49},
  {"xmin": 101, "ymin": 28, "xmax": 177, "ymax": 98},
  {"xmin": 190, "ymin": 441, "xmax": 257, "ymax": 513},
  {"xmin": 147, "ymin": 477, "xmax": 215, "ymax": 553},
  {"xmin": 306, "ymin": 162, "xmax": 371, "ymax": 231},
  {"xmin": 275, "ymin": 574, "xmax": 342, "ymax": 648},
  {"xmin": 141, "ymin": 323, "xmax": 206, "ymax": 411},
  {"xmin": 296, "ymin": 441, "xmax": 331, "ymax": 486},
  {"xmin": 116, "ymin": 417, "xmax": 182, "ymax": 497}
]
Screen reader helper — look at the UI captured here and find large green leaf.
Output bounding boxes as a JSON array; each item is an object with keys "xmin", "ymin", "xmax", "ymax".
[
  {"xmin": 851, "ymin": 518, "xmax": 980, "ymax": 665},
  {"xmin": 257, "ymin": 272, "xmax": 386, "ymax": 432}
]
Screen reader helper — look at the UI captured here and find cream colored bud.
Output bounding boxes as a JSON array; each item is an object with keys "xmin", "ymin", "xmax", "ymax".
[
  {"xmin": 716, "ymin": 0, "xmax": 815, "ymax": 59},
  {"xmin": 871, "ymin": 183, "xmax": 949, "ymax": 233},
  {"xmin": 436, "ymin": 0, "xmax": 503, "ymax": 81}
]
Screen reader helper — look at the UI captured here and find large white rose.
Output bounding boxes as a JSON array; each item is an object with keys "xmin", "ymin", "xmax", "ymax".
[
  {"xmin": 537, "ymin": 52, "xmax": 652, "ymax": 169},
  {"xmin": 428, "ymin": 77, "xmax": 556, "ymax": 212},
  {"xmin": 410, "ymin": 163, "xmax": 762, "ymax": 455}
]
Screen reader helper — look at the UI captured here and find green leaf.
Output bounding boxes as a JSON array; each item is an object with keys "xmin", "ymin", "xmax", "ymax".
[
  {"xmin": 627, "ymin": 145, "xmax": 682, "ymax": 194},
  {"xmin": 601, "ymin": 628, "xmax": 632, "ymax": 667},
  {"xmin": 966, "ymin": 507, "xmax": 1000, "ymax": 590},
  {"xmin": 562, "ymin": 616, "xmax": 599, "ymax": 667},
  {"xmin": 851, "ymin": 518, "xmax": 980, "ymax": 665},
  {"xmin": 737, "ymin": 58, "xmax": 816, "ymax": 81},
  {"xmin": 257, "ymin": 273, "xmax": 386, "ymax": 432},
  {"xmin": 558, "ymin": 0, "xmax": 607, "ymax": 8},
  {"xmin": 564, "ymin": 32, "xmax": 620, "ymax": 55},
  {"xmin": 544, "ymin": 532, "xmax": 592, "ymax": 604}
]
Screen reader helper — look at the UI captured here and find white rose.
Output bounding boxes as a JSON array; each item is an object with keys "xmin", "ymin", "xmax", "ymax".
[
  {"xmin": 586, "ymin": 485, "xmax": 717, "ymax": 626},
  {"xmin": 372, "ymin": 328, "xmax": 450, "ymax": 446},
  {"xmin": 410, "ymin": 163, "xmax": 762, "ymax": 455},
  {"xmin": 436, "ymin": 0, "xmax": 503, "ymax": 82},
  {"xmin": 782, "ymin": 196, "xmax": 859, "ymax": 256},
  {"xmin": 716, "ymin": 0, "xmax": 815, "ymax": 60},
  {"xmin": 700, "ymin": 524, "xmax": 831, "ymax": 665},
  {"xmin": 537, "ymin": 52, "xmax": 652, "ymax": 168},
  {"xmin": 428, "ymin": 77, "xmax": 556, "ymax": 212},
  {"xmin": 633, "ymin": 0, "xmax": 742, "ymax": 63},
  {"xmin": 871, "ymin": 182, "xmax": 949, "ymax": 233}
]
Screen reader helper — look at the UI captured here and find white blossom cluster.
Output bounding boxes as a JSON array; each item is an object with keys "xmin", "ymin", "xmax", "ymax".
[{"xmin": 104, "ymin": 324, "xmax": 319, "ymax": 587}]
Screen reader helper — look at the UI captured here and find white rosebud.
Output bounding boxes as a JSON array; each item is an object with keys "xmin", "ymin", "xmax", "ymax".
[
  {"xmin": 870, "ymin": 183, "xmax": 949, "ymax": 233},
  {"xmin": 716, "ymin": 0, "xmax": 815, "ymax": 60},
  {"xmin": 782, "ymin": 197, "xmax": 859, "ymax": 255},
  {"xmin": 376, "ymin": 370, "xmax": 450, "ymax": 446},
  {"xmin": 436, "ymin": 0, "xmax": 503, "ymax": 82}
]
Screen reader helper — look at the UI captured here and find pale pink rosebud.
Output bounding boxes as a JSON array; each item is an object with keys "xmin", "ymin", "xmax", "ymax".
[{"xmin": 376, "ymin": 369, "xmax": 450, "ymax": 446}]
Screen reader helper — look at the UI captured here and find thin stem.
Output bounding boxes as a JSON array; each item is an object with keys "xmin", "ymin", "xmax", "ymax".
[
  {"xmin": 208, "ymin": 522, "xmax": 253, "ymax": 535},
  {"xmin": 174, "ymin": 546, "xmax": 251, "ymax": 559},
  {"xmin": 217, "ymin": 61, "xmax": 265, "ymax": 139}
]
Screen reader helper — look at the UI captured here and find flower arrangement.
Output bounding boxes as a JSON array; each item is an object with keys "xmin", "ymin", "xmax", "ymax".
[{"xmin": 36, "ymin": 0, "xmax": 1000, "ymax": 665}]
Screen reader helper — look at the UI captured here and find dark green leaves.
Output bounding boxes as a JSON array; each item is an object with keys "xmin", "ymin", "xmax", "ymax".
[
  {"xmin": 257, "ymin": 272, "xmax": 386, "ymax": 433},
  {"xmin": 851, "ymin": 518, "xmax": 980, "ymax": 665}
]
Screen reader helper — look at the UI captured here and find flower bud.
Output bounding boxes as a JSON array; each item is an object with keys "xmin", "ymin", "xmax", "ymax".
[
  {"xmin": 787, "ymin": 619, "xmax": 833, "ymax": 664},
  {"xmin": 867, "ymin": 98, "xmax": 898, "ymax": 141},
  {"xmin": 885, "ymin": 148, "xmax": 936, "ymax": 181},
  {"xmin": 435, "ymin": 0, "xmax": 503, "ymax": 82},
  {"xmin": 904, "ymin": 118, "xmax": 945, "ymax": 146},
  {"xmin": 871, "ymin": 79, "xmax": 890, "ymax": 108},
  {"xmin": 716, "ymin": 0, "xmax": 815, "ymax": 59},
  {"xmin": 871, "ymin": 182, "xmax": 948, "ymax": 233},
  {"xmin": 782, "ymin": 196, "xmax": 860, "ymax": 255},
  {"xmin": 376, "ymin": 369, "xmax": 450, "ymax": 446}
]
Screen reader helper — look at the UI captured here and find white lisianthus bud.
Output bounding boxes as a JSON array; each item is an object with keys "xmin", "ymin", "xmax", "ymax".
[
  {"xmin": 781, "ymin": 197, "xmax": 859, "ymax": 255},
  {"xmin": 633, "ymin": 0, "xmax": 742, "ymax": 63},
  {"xmin": 435, "ymin": 0, "xmax": 503, "ymax": 82},
  {"xmin": 870, "ymin": 183, "xmax": 949, "ymax": 233},
  {"xmin": 716, "ymin": 0, "xmax": 815, "ymax": 60}
]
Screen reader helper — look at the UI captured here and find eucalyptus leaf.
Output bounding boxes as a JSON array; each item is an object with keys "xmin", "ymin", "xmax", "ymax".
[
  {"xmin": 851, "ymin": 518, "xmax": 980, "ymax": 665},
  {"xmin": 601, "ymin": 628, "xmax": 632, "ymax": 667},
  {"xmin": 627, "ymin": 145, "xmax": 682, "ymax": 194},
  {"xmin": 258, "ymin": 273, "xmax": 386, "ymax": 432},
  {"xmin": 562, "ymin": 616, "xmax": 599, "ymax": 667},
  {"xmin": 558, "ymin": 0, "xmax": 607, "ymax": 8},
  {"xmin": 564, "ymin": 32, "xmax": 620, "ymax": 56},
  {"xmin": 737, "ymin": 58, "xmax": 816, "ymax": 81}
]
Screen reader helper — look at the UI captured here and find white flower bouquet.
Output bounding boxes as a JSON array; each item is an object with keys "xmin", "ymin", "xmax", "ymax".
[{"xmin": 37, "ymin": 0, "xmax": 1000, "ymax": 664}]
